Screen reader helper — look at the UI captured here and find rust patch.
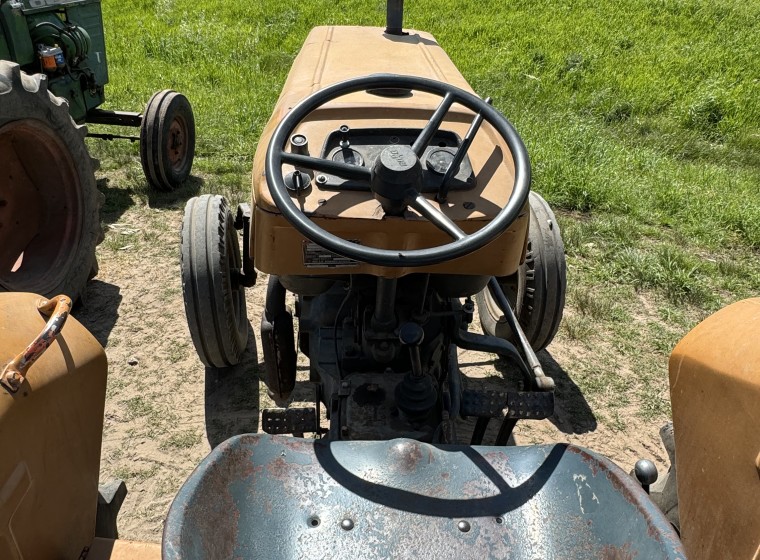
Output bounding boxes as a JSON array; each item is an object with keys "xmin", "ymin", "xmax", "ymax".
[
  {"xmin": 389, "ymin": 440, "xmax": 424, "ymax": 472},
  {"xmin": 600, "ymin": 543, "xmax": 637, "ymax": 560},
  {"xmin": 171, "ymin": 439, "xmax": 247, "ymax": 558},
  {"xmin": 568, "ymin": 446, "xmax": 601, "ymax": 476},
  {"xmin": 266, "ymin": 456, "xmax": 292, "ymax": 482},
  {"xmin": 219, "ymin": 436, "xmax": 257, "ymax": 478},
  {"xmin": 2, "ymin": 295, "xmax": 72, "ymax": 393}
]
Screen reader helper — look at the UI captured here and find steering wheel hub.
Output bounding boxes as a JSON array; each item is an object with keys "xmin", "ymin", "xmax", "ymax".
[{"xmin": 371, "ymin": 145, "xmax": 423, "ymax": 216}]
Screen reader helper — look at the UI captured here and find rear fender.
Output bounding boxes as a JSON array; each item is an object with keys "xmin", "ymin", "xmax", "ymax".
[
  {"xmin": 669, "ymin": 298, "xmax": 760, "ymax": 559},
  {"xmin": 0, "ymin": 292, "xmax": 107, "ymax": 559}
]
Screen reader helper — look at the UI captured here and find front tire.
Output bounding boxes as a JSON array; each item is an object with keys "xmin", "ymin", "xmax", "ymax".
[
  {"xmin": 0, "ymin": 62, "xmax": 102, "ymax": 301},
  {"xmin": 476, "ymin": 191, "xmax": 566, "ymax": 351},
  {"xmin": 181, "ymin": 195, "xmax": 248, "ymax": 367},
  {"xmin": 140, "ymin": 90, "xmax": 195, "ymax": 191}
]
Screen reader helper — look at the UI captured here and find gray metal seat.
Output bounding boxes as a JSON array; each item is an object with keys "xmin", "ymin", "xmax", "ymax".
[{"xmin": 163, "ymin": 434, "xmax": 685, "ymax": 559}]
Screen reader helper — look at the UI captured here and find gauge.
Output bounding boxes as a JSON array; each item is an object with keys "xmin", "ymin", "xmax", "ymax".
[
  {"xmin": 426, "ymin": 148, "xmax": 455, "ymax": 175},
  {"xmin": 332, "ymin": 147, "xmax": 365, "ymax": 167}
]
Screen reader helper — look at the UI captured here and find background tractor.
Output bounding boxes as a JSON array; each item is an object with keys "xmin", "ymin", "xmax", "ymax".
[{"xmin": 0, "ymin": 0, "xmax": 195, "ymax": 300}]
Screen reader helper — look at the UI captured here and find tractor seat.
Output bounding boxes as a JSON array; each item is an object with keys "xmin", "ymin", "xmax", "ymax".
[{"xmin": 163, "ymin": 434, "xmax": 685, "ymax": 559}]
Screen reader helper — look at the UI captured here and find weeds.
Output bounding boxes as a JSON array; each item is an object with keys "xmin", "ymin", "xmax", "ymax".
[
  {"xmin": 160, "ymin": 429, "xmax": 201, "ymax": 451},
  {"xmin": 113, "ymin": 464, "xmax": 160, "ymax": 482},
  {"xmin": 561, "ymin": 315, "xmax": 594, "ymax": 342},
  {"xmin": 684, "ymin": 93, "xmax": 730, "ymax": 141}
]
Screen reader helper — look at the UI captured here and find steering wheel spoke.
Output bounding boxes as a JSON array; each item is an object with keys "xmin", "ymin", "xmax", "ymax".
[
  {"xmin": 438, "ymin": 97, "xmax": 492, "ymax": 201},
  {"xmin": 411, "ymin": 91, "xmax": 456, "ymax": 157},
  {"xmin": 407, "ymin": 191, "xmax": 466, "ymax": 241},
  {"xmin": 281, "ymin": 152, "xmax": 371, "ymax": 181}
]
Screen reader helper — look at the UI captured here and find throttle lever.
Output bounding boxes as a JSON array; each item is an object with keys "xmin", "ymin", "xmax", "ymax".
[{"xmin": 399, "ymin": 322, "xmax": 424, "ymax": 377}]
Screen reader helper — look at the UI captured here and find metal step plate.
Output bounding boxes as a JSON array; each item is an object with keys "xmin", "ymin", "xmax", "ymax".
[
  {"xmin": 461, "ymin": 389, "xmax": 554, "ymax": 420},
  {"xmin": 262, "ymin": 407, "xmax": 318, "ymax": 435}
]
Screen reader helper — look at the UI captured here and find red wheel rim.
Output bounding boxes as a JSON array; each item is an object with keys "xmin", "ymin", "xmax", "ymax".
[
  {"xmin": 167, "ymin": 115, "xmax": 189, "ymax": 171},
  {"xmin": 0, "ymin": 120, "xmax": 83, "ymax": 293}
]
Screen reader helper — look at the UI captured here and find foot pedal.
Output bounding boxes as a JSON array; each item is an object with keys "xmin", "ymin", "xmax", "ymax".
[
  {"xmin": 461, "ymin": 390, "xmax": 554, "ymax": 420},
  {"xmin": 262, "ymin": 407, "xmax": 317, "ymax": 435}
]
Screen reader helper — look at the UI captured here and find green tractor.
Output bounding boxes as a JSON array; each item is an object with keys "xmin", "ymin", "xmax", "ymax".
[{"xmin": 0, "ymin": 0, "xmax": 195, "ymax": 300}]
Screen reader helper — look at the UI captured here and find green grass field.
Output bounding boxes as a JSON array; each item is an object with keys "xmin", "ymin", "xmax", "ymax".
[{"xmin": 91, "ymin": 0, "xmax": 759, "ymax": 421}]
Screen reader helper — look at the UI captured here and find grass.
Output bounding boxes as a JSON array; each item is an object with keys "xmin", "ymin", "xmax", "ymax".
[
  {"xmin": 160, "ymin": 429, "xmax": 202, "ymax": 451},
  {"xmin": 113, "ymin": 463, "xmax": 160, "ymax": 482},
  {"xmin": 92, "ymin": 0, "xmax": 760, "ymax": 257},
  {"xmin": 122, "ymin": 395, "xmax": 180, "ymax": 438},
  {"xmin": 88, "ymin": 0, "xmax": 759, "ymax": 436}
]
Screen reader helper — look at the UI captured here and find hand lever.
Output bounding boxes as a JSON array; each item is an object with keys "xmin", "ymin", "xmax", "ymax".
[
  {"xmin": 399, "ymin": 322, "xmax": 424, "ymax": 377},
  {"xmin": 634, "ymin": 460, "xmax": 658, "ymax": 494},
  {"xmin": 395, "ymin": 322, "xmax": 436, "ymax": 419}
]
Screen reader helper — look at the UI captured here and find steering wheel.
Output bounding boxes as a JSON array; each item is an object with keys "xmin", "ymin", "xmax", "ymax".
[{"xmin": 265, "ymin": 74, "xmax": 531, "ymax": 268}]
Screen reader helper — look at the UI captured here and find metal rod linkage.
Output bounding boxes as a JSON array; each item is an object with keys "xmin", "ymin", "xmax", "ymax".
[{"xmin": 373, "ymin": 277, "xmax": 398, "ymax": 328}]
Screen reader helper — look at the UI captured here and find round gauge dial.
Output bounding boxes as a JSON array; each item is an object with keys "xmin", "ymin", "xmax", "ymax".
[
  {"xmin": 426, "ymin": 148, "xmax": 455, "ymax": 175},
  {"xmin": 332, "ymin": 148, "xmax": 364, "ymax": 167}
]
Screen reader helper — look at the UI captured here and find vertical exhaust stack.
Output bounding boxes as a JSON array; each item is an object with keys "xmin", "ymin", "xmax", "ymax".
[{"xmin": 385, "ymin": 0, "xmax": 406, "ymax": 35}]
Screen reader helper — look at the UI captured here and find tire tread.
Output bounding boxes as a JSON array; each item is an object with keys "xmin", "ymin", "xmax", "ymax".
[{"xmin": 181, "ymin": 195, "xmax": 247, "ymax": 367}]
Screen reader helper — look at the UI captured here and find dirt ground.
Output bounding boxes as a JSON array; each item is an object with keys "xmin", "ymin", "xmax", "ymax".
[{"xmin": 73, "ymin": 198, "xmax": 672, "ymax": 543}]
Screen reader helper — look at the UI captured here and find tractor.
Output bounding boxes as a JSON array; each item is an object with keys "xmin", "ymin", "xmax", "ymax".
[
  {"xmin": 180, "ymin": 3, "xmax": 566, "ymax": 447},
  {"xmin": 0, "ymin": 0, "xmax": 195, "ymax": 301},
  {"xmin": 0, "ymin": 2, "xmax": 757, "ymax": 558}
]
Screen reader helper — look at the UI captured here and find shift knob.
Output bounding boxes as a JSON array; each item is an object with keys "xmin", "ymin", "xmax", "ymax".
[
  {"xmin": 634, "ymin": 459, "xmax": 658, "ymax": 493},
  {"xmin": 399, "ymin": 322, "xmax": 424, "ymax": 347}
]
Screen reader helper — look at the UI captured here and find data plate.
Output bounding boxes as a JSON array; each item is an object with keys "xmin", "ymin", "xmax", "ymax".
[{"xmin": 302, "ymin": 241, "xmax": 360, "ymax": 268}]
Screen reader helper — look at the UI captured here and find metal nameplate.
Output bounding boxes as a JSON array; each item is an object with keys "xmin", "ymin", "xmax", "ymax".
[{"xmin": 302, "ymin": 241, "xmax": 359, "ymax": 268}]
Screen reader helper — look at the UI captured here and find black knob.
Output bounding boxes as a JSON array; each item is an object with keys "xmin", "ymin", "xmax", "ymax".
[
  {"xmin": 290, "ymin": 134, "xmax": 309, "ymax": 155},
  {"xmin": 284, "ymin": 170, "xmax": 311, "ymax": 194},
  {"xmin": 398, "ymin": 322, "xmax": 424, "ymax": 379},
  {"xmin": 634, "ymin": 459, "xmax": 658, "ymax": 493},
  {"xmin": 399, "ymin": 322, "xmax": 424, "ymax": 347}
]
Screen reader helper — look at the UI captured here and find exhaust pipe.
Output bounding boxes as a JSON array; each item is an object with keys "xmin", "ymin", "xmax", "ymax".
[{"xmin": 385, "ymin": 0, "xmax": 405, "ymax": 35}]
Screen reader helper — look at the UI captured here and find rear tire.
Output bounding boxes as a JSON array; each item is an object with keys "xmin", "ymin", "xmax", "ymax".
[
  {"xmin": 0, "ymin": 62, "xmax": 102, "ymax": 301},
  {"xmin": 476, "ymin": 191, "xmax": 566, "ymax": 351},
  {"xmin": 140, "ymin": 90, "xmax": 195, "ymax": 191},
  {"xmin": 181, "ymin": 195, "xmax": 248, "ymax": 367}
]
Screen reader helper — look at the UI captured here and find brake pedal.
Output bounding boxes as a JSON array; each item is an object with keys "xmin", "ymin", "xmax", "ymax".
[{"xmin": 262, "ymin": 407, "xmax": 318, "ymax": 435}]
